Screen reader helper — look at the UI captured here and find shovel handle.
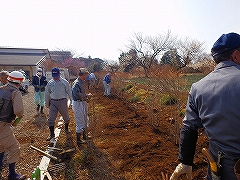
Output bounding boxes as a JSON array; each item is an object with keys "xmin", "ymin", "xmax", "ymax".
[
  {"xmin": 31, "ymin": 145, "xmax": 58, "ymax": 161},
  {"xmin": 202, "ymin": 148, "xmax": 218, "ymax": 173}
]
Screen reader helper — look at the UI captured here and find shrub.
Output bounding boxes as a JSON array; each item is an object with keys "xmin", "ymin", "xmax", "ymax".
[
  {"xmin": 125, "ymin": 84, "xmax": 133, "ymax": 90},
  {"xmin": 126, "ymin": 86, "xmax": 136, "ymax": 94},
  {"xmin": 179, "ymin": 108, "xmax": 186, "ymax": 117},
  {"xmin": 121, "ymin": 84, "xmax": 133, "ymax": 92},
  {"xmin": 160, "ymin": 94, "xmax": 178, "ymax": 105},
  {"xmin": 130, "ymin": 93, "xmax": 141, "ymax": 102}
]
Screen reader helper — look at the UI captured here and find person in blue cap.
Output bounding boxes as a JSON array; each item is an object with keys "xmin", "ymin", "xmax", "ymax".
[
  {"xmin": 45, "ymin": 67, "xmax": 72, "ymax": 143},
  {"xmin": 170, "ymin": 32, "xmax": 240, "ymax": 180},
  {"xmin": 103, "ymin": 72, "xmax": 112, "ymax": 96}
]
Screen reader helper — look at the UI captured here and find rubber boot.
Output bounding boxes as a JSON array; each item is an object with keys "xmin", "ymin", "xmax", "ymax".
[
  {"xmin": 83, "ymin": 129, "xmax": 91, "ymax": 140},
  {"xmin": 83, "ymin": 129, "xmax": 87, "ymax": 140},
  {"xmin": 35, "ymin": 104, "xmax": 40, "ymax": 116},
  {"xmin": 40, "ymin": 106, "xmax": 44, "ymax": 115},
  {"xmin": 47, "ymin": 126, "xmax": 55, "ymax": 141},
  {"xmin": 65, "ymin": 123, "xmax": 71, "ymax": 134},
  {"xmin": 76, "ymin": 133, "xmax": 85, "ymax": 144},
  {"xmin": 36, "ymin": 104, "xmax": 40, "ymax": 111},
  {"xmin": 8, "ymin": 162, "xmax": 26, "ymax": 180}
]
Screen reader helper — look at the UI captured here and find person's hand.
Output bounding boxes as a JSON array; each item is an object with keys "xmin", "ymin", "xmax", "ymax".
[
  {"xmin": 88, "ymin": 93, "xmax": 92, "ymax": 96},
  {"xmin": 170, "ymin": 163, "xmax": 192, "ymax": 180}
]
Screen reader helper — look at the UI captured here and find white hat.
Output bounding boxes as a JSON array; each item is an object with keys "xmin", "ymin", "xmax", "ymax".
[
  {"xmin": 37, "ymin": 68, "xmax": 42, "ymax": 72},
  {"xmin": 7, "ymin": 71, "xmax": 25, "ymax": 83}
]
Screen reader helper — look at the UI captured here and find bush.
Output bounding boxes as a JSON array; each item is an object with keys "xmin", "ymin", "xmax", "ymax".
[
  {"xmin": 179, "ymin": 108, "xmax": 186, "ymax": 117},
  {"xmin": 160, "ymin": 94, "xmax": 178, "ymax": 105},
  {"xmin": 130, "ymin": 94, "xmax": 141, "ymax": 102},
  {"xmin": 121, "ymin": 84, "xmax": 133, "ymax": 92}
]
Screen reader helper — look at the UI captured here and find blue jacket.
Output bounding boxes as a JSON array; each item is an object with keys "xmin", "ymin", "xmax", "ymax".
[
  {"xmin": 103, "ymin": 73, "xmax": 111, "ymax": 84},
  {"xmin": 32, "ymin": 75, "xmax": 47, "ymax": 92}
]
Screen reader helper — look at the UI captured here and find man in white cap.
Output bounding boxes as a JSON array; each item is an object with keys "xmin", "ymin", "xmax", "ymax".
[
  {"xmin": 32, "ymin": 68, "xmax": 47, "ymax": 116},
  {"xmin": 72, "ymin": 68, "xmax": 92, "ymax": 144}
]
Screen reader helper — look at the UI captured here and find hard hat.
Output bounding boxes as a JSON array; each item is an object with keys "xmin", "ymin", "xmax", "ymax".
[{"xmin": 7, "ymin": 71, "xmax": 25, "ymax": 83}]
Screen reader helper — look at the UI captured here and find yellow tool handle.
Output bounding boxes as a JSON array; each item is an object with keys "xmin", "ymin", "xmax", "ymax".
[{"xmin": 202, "ymin": 148, "xmax": 218, "ymax": 172}]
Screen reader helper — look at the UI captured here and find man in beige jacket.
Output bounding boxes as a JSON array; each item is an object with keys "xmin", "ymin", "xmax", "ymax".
[{"xmin": 0, "ymin": 71, "xmax": 26, "ymax": 180}]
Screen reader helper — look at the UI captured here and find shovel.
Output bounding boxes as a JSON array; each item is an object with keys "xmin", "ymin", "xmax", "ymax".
[
  {"xmin": 202, "ymin": 148, "xmax": 221, "ymax": 180},
  {"xmin": 47, "ymin": 147, "xmax": 75, "ymax": 155}
]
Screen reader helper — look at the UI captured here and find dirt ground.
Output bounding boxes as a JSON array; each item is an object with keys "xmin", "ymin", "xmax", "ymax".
[{"xmin": 1, "ymin": 85, "xmax": 210, "ymax": 180}]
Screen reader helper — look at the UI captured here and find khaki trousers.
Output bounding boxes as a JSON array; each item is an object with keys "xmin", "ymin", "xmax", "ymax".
[{"xmin": 0, "ymin": 122, "xmax": 20, "ymax": 164}]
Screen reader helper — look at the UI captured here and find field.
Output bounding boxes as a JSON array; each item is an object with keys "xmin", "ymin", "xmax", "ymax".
[{"xmin": 2, "ymin": 74, "xmax": 210, "ymax": 180}]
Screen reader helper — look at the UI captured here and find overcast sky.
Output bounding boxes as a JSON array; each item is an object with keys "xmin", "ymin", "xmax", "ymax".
[{"xmin": 1, "ymin": 0, "xmax": 240, "ymax": 61}]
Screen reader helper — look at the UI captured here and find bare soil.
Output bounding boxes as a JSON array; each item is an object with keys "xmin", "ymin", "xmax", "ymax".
[{"xmin": 2, "ymin": 85, "xmax": 209, "ymax": 179}]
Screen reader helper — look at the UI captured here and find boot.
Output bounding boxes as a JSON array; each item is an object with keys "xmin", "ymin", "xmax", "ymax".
[
  {"xmin": 83, "ymin": 130, "xmax": 87, "ymax": 140},
  {"xmin": 83, "ymin": 129, "xmax": 91, "ymax": 140},
  {"xmin": 36, "ymin": 104, "xmax": 40, "ymax": 111},
  {"xmin": 46, "ymin": 126, "xmax": 55, "ymax": 141},
  {"xmin": 40, "ymin": 106, "xmax": 44, "ymax": 115},
  {"xmin": 35, "ymin": 104, "xmax": 40, "ymax": 116},
  {"xmin": 65, "ymin": 123, "xmax": 71, "ymax": 134},
  {"xmin": 8, "ymin": 162, "xmax": 26, "ymax": 180},
  {"xmin": 76, "ymin": 133, "xmax": 85, "ymax": 144}
]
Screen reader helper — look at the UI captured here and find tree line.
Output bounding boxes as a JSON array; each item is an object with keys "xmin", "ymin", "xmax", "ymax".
[{"xmin": 118, "ymin": 30, "xmax": 213, "ymax": 77}]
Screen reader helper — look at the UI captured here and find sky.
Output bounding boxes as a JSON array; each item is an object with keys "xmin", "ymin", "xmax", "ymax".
[{"xmin": 1, "ymin": 0, "xmax": 240, "ymax": 61}]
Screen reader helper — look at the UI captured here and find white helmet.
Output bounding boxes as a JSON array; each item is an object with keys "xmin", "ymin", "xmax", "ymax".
[{"xmin": 7, "ymin": 71, "xmax": 25, "ymax": 83}]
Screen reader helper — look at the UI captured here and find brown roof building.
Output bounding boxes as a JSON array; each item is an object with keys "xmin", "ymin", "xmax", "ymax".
[{"xmin": 0, "ymin": 47, "xmax": 51, "ymax": 79}]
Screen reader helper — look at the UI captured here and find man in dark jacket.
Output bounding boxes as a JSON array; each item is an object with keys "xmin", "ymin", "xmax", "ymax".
[
  {"xmin": 72, "ymin": 68, "xmax": 92, "ymax": 144},
  {"xmin": 32, "ymin": 68, "xmax": 47, "ymax": 115}
]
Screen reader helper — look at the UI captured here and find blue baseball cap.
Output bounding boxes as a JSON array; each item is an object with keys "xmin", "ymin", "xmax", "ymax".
[
  {"xmin": 52, "ymin": 67, "xmax": 60, "ymax": 77},
  {"xmin": 211, "ymin": 32, "xmax": 240, "ymax": 57}
]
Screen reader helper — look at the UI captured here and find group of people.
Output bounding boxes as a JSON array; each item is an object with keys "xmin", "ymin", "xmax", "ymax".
[
  {"xmin": 3, "ymin": 32, "xmax": 240, "ymax": 179},
  {"xmin": 0, "ymin": 67, "xmax": 108, "ymax": 179},
  {"xmin": 34, "ymin": 67, "xmax": 95, "ymax": 145}
]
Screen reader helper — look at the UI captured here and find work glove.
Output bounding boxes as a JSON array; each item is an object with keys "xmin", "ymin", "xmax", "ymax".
[{"xmin": 170, "ymin": 163, "xmax": 192, "ymax": 180}]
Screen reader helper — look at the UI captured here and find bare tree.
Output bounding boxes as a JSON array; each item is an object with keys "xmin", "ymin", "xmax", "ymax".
[
  {"xmin": 103, "ymin": 60, "xmax": 120, "ymax": 72},
  {"xmin": 118, "ymin": 49, "xmax": 137, "ymax": 72},
  {"xmin": 127, "ymin": 30, "xmax": 177, "ymax": 77},
  {"xmin": 177, "ymin": 38, "xmax": 206, "ymax": 67}
]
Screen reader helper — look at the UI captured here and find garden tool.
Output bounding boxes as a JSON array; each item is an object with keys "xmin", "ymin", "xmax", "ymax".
[
  {"xmin": 30, "ymin": 145, "xmax": 58, "ymax": 161},
  {"xmin": 234, "ymin": 158, "xmax": 240, "ymax": 179},
  {"xmin": 47, "ymin": 147, "xmax": 75, "ymax": 155},
  {"xmin": 202, "ymin": 148, "xmax": 221, "ymax": 180}
]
